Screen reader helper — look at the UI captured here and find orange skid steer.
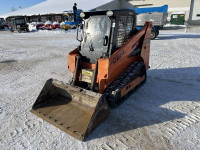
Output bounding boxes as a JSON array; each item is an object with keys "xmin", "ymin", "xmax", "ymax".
[{"xmin": 31, "ymin": 10, "xmax": 151, "ymax": 141}]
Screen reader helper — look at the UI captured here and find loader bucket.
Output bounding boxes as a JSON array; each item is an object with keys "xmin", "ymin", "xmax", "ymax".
[{"xmin": 31, "ymin": 79, "xmax": 110, "ymax": 141}]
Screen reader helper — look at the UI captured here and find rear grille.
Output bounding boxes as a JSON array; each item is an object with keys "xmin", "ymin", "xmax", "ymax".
[{"xmin": 116, "ymin": 16, "xmax": 134, "ymax": 48}]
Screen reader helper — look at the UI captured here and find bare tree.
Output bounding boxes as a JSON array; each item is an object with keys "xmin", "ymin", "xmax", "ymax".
[{"xmin": 11, "ymin": 7, "xmax": 17, "ymax": 12}]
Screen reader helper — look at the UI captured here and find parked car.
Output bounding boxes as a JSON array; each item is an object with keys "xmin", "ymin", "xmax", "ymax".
[
  {"xmin": 28, "ymin": 22, "xmax": 44, "ymax": 31},
  {"xmin": 41, "ymin": 21, "xmax": 60, "ymax": 30}
]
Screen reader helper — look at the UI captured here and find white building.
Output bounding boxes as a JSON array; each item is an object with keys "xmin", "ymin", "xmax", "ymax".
[
  {"xmin": 95, "ymin": 0, "xmax": 200, "ymax": 24},
  {"xmin": 95, "ymin": 0, "xmax": 191, "ymax": 20},
  {"xmin": 189, "ymin": 0, "xmax": 200, "ymax": 24}
]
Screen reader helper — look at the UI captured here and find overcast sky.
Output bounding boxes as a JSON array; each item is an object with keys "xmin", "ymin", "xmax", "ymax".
[{"xmin": 0, "ymin": 0, "xmax": 46, "ymax": 15}]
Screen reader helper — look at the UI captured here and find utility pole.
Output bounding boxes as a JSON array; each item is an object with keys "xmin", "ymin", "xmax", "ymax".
[{"xmin": 19, "ymin": 0, "xmax": 22, "ymax": 9}]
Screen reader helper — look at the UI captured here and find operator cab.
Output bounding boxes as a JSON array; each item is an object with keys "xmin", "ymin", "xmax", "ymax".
[{"xmin": 77, "ymin": 10, "xmax": 137, "ymax": 63}]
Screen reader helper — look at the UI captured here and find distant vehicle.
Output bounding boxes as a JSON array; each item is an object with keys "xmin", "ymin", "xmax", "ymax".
[
  {"xmin": 41, "ymin": 21, "xmax": 60, "ymax": 30},
  {"xmin": 133, "ymin": 5, "xmax": 168, "ymax": 39},
  {"xmin": 28, "ymin": 22, "xmax": 44, "ymax": 31},
  {"xmin": 0, "ymin": 18, "xmax": 9, "ymax": 29},
  {"xmin": 62, "ymin": 9, "xmax": 82, "ymax": 30},
  {"xmin": 9, "ymin": 17, "xmax": 29, "ymax": 33},
  {"xmin": 36, "ymin": 23, "xmax": 44, "ymax": 30}
]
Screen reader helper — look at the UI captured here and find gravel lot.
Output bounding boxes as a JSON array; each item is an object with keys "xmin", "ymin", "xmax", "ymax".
[{"xmin": 0, "ymin": 26, "xmax": 200, "ymax": 150}]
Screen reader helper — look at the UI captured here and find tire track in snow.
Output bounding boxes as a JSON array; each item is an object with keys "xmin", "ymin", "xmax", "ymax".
[
  {"xmin": 100, "ymin": 127, "xmax": 172, "ymax": 150},
  {"xmin": 163, "ymin": 102, "xmax": 200, "ymax": 137}
]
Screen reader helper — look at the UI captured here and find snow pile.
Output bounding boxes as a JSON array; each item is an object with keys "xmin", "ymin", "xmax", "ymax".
[
  {"xmin": 0, "ymin": 0, "xmax": 113, "ymax": 19},
  {"xmin": 171, "ymin": 11, "xmax": 186, "ymax": 15},
  {"xmin": 28, "ymin": 22, "xmax": 44, "ymax": 31},
  {"xmin": 45, "ymin": 21, "xmax": 52, "ymax": 25},
  {"xmin": 53, "ymin": 22, "xmax": 60, "ymax": 25},
  {"xmin": 37, "ymin": 29, "xmax": 76, "ymax": 34},
  {"xmin": 164, "ymin": 23, "xmax": 186, "ymax": 27}
]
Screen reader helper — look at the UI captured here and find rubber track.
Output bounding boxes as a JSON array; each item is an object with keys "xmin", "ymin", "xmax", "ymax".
[{"xmin": 104, "ymin": 62, "xmax": 146, "ymax": 107}]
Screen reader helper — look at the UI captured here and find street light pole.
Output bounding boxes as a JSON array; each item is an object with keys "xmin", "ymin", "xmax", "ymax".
[{"xmin": 19, "ymin": 0, "xmax": 22, "ymax": 9}]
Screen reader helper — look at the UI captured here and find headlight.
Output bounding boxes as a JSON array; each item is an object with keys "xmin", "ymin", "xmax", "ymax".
[
  {"xmin": 80, "ymin": 12, "xmax": 85, "ymax": 18},
  {"xmin": 106, "ymin": 11, "xmax": 113, "ymax": 17}
]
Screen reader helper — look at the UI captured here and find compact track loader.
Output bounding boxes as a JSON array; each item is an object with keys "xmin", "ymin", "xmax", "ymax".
[{"xmin": 31, "ymin": 10, "xmax": 151, "ymax": 141}]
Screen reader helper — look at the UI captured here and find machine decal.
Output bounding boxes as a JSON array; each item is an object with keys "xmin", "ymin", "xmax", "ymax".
[
  {"xmin": 112, "ymin": 50, "xmax": 126, "ymax": 64},
  {"xmin": 81, "ymin": 69, "xmax": 94, "ymax": 83}
]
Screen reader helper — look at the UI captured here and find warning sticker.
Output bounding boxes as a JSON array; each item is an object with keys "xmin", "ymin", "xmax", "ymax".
[{"xmin": 81, "ymin": 69, "xmax": 93, "ymax": 83}]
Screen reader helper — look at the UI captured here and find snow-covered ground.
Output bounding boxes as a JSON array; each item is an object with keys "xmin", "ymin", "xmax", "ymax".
[{"xmin": 0, "ymin": 26, "xmax": 200, "ymax": 150}]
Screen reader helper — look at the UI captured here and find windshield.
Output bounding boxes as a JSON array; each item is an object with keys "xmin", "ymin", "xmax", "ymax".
[
  {"xmin": 82, "ymin": 16, "xmax": 110, "ymax": 50},
  {"xmin": 16, "ymin": 18, "xmax": 25, "ymax": 24},
  {"xmin": 80, "ymin": 16, "xmax": 111, "ymax": 62}
]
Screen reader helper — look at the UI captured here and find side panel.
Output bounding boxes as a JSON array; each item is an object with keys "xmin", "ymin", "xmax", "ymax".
[
  {"xmin": 141, "ymin": 22, "xmax": 151, "ymax": 69},
  {"xmin": 67, "ymin": 48, "xmax": 79, "ymax": 74},
  {"xmin": 106, "ymin": 23, "xmax": 149, "ymax": 87},
  {"xmin": 121, "ymin": 75, "xmax": 145, "ymax": 97},
  {"xmin": 137, "ymin": 12, "xmax": 166, "ymax": 26},
  {"xmin": 98, "ymin": 58, "xmax": 109, "ymax": 93}
]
